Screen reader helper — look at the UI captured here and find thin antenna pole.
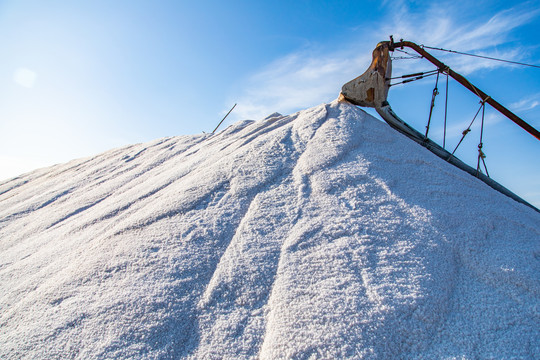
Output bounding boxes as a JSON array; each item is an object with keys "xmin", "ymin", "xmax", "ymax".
[{"xmin": 212, "ymin": 103, "xmax": 237, "ymax": 134}]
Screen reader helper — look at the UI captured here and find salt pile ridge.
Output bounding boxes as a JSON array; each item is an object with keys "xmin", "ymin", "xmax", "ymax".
[{"xmin": 1, "ymin": 100, "xmax": 539, "ymax": 359}]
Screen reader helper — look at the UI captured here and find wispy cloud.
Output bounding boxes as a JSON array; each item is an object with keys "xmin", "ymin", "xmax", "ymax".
[
  {"xmin": 13, "ymin": 67, "xmax": 37, "ymax": 88},
  {"xmin": 384, "ymin": 2, "xmax": 540, "ymax": 74},
  {"xmin": 510, "ymin": 94, "xmax": 540, "ymax": 112},
  {"xmin": 230, "ymin": 2, "xmax": 539, "ymax": 121},
  {"xmin": 230, "ymin": 48, "xmax": 373, "ymax": 121},
  {"xmin": 388, "ymin": 5, "xmax": 537, "ymax": 50}
]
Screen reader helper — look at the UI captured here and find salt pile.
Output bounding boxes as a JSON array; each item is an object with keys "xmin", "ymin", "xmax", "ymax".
[{"xmin": 1, "ymin": 100, "xmax": 539, "ymax": 359}]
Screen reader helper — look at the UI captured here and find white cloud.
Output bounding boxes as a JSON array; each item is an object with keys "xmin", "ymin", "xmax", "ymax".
[
  {"xmin": 231, "ymin": 49, "xmax": 373, "ymax": 121},
  {"xmin": 13, "ymin": 67, "xmax": 37, "ymax": 88},
  {"xmin": 383, "ymin": 3, "xmax": 539, "ymax": 75},
  {"xmin": 510, "ymin": 94, "xmax": 540, "ymax": 112},
  {"xmin": 230, "ymin": 2, "xmax": 539, "ymax": 122}
]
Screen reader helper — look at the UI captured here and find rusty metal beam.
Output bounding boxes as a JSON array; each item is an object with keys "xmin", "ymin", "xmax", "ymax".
[{"xmin": 388, "ymin": 40, "xmax": 540, "ymax": 141}]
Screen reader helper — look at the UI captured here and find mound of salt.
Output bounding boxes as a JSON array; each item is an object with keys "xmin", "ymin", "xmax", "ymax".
[{"xmin": 1, "ymin": 100, "xmax": 538, "ymax": 359}]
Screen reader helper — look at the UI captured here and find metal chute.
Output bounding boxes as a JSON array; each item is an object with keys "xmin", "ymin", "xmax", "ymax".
[
  {"xmin": 338, "ymin": 38, "xmax": 539, "ymax": 212},
  {"xmin": 339, "ymin": 42, "xmax": 392, "ymax": 109},
  {"xmin": 340, "ymin": 37, "xmax": 540, "ymax": 141}
]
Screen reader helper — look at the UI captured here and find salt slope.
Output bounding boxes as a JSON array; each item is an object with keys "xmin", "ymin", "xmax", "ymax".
[{"xmin": 0, "ymin": 100, "xmax": 539, "ymax": 359}]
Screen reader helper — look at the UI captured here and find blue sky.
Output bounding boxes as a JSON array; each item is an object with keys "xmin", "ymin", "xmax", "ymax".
[{"xmin": 1, "ymin": 0, "xmax": 539, "ymax": 207}]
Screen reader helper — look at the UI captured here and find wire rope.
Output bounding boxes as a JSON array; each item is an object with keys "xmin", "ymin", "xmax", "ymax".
[{"xmin": 421, "ymin": 45, "xmax": 540, "ymax": 69}]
